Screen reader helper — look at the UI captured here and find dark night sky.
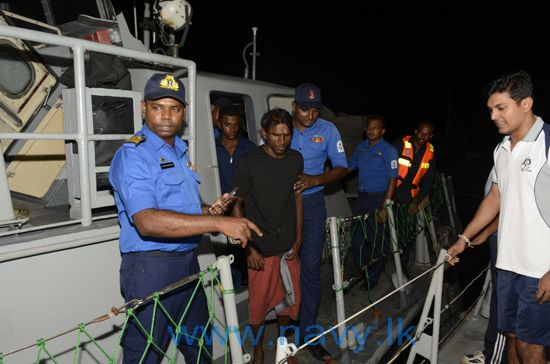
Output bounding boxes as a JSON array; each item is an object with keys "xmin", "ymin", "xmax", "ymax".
[
  {"xmin": 8, "ymin": 1, "xmax": 550, "ymax": 129},
  {"xmin": 112, "ymin": 1, "xmax": 550, "ymax": 136},
  {"xmin": 6, "ymin": 1, "xmax": 550, "ymax": 187}
]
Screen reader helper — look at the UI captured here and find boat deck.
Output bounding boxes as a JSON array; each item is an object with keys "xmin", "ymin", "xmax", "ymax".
[
  {"xmin": 439, "ymin": 315, "xmax": 488, "ymax": 364},
  {"xmin": 241, "ymin": 258, "xmax": 436, "ymax": 364}
]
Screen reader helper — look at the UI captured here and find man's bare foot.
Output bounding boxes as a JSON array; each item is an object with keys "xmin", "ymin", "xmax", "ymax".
[{"xmin": 252, "ymin": 345, "xmax": 264, "ymax": 364}]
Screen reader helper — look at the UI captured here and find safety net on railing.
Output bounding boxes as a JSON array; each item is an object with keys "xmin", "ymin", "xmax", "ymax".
[{"xmin": 0, "ymin": 262, "xmax": 239, "ymax": 364}]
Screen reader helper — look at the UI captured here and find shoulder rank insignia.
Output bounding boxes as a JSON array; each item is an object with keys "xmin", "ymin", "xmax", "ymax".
[{"xmin": 125, "ymin": 135, "xmax": 146, "ymax": 145}]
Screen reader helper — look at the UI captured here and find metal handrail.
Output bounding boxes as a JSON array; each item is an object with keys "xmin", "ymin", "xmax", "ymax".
[{"xmin": 0, "ymin": 24, "xmax": 196, "ymax": 227}]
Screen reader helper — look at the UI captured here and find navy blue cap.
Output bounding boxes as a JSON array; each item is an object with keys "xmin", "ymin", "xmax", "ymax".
[
  {"xmin": 213, "ymin": 96, "xmax": 232, "ymax": 109},
  {"xmin": 295, "ymin": 82, "xmax": 321, "ymax": 110},
  {"xmin": 144, "ymin": 73, "xmax": 187, "ymax": 106}
]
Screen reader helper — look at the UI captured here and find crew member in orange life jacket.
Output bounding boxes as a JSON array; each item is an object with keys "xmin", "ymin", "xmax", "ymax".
[{"xmin": 392, "ymin": 121, "xmax": 435, "ymax": 209}]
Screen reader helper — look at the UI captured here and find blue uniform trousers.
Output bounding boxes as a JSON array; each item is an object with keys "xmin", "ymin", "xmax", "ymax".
[
  {"xmin": 484, "ymin": 234, "xmax": 508, "ymax": 363},
  {"xmin": 120, "ymin": 251, "xmax": 211, "ymax": 364},
  {"xmin": 349, "ymin": 192, "xmax": 386, "ymax": 283},
  {"xmin": 299, "ymin": 191, "xmax": 327, "ymax": 341}
]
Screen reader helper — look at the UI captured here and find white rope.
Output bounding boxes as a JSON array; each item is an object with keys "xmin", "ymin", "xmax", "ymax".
[
  {"xmin": 441, "ymin": 266, "xmax": 489, "ymax": 314},
  {"xmin": 285, "ymin": 260, "xmax": 446, "ymax": 361},
  {"xmin": 385, "ymin": 265, "xmax": 490, "ymax": 363}
]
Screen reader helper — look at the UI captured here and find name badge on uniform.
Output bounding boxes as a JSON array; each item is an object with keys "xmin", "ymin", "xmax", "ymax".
[
  {"xmin": 159, "ymin": 156, "xmax": 174, "ymax": 169},
  {"xmin": 160, "ymin": 162, "xmax": 175, "ymax": 169}
]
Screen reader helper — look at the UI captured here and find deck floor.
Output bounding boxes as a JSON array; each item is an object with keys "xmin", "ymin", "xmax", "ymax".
[
  {"xmin": 439, "ymin": 315, "xmax": 488, "ymax": 364},
  {"xmin": 241, "ymin": 259, "xmax": 434, "ymax": 364}
]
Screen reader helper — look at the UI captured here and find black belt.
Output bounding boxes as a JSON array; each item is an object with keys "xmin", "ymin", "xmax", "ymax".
[{"xmin": 124, "ymin": 250, "xmax": 194, "ymax": 257}]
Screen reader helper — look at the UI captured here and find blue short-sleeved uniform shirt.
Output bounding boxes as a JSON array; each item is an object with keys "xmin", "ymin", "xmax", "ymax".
[
  {"xmin": 290, "ymin": 118, "xmax": 348, "ymax": 195},
  {"xmin": 109, "ymin": 124, "xmax": 202, "ymax": 253},
  {"xmin": 215, "ymin": 136, "xmax": 256, "ymax": 194},
  {"xmin": 349, "ymin": 138, "xmax": 399, "ymax": 193}
]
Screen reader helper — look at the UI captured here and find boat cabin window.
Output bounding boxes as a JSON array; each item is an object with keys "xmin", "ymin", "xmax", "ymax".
[{"xmin": 0, "ymin": 44, "xmax": 34, "ymax": 97}]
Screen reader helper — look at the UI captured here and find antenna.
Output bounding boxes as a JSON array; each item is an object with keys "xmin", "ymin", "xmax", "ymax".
[
  {"xmin": 242, "ymin": 27, "xmax": 259, "ymax": 80},
  {"xmin": 251, "ymin": 27, "xmax": 258, "ymax": 80}
]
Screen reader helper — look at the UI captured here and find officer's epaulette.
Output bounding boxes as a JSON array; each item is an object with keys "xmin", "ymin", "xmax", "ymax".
[{"xmin": 125, "ymin": 135, "xmax": 146, "ymax": 145}]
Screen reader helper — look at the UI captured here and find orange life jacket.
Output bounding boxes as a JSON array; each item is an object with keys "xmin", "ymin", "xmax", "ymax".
[{"xmin": 396, "ymin": 135, "xmax": 434, "ymax": 199}]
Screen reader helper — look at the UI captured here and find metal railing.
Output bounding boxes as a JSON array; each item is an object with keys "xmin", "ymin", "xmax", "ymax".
[{"xmin": 0, "ymin": 24, "xmax": 196, "ymax": 228}]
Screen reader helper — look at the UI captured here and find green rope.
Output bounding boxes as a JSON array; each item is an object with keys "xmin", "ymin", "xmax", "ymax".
[
  {"xmin": 36, "ymin": 338, "xmax": 58, "ymax": 364},
  {"xmin": 0, "ymin": 174, "xmax": 457, "ymax": 364},
  {"xmin": 109, "ymin": 310, "xmax": 132, "ymax": 361},
  {"xmin": 357, "ymin": 215, "xmax": 369, "ymax": 268},
  {"xmin": 72, "ymin": 326, "xmax": 82, "ymax": 364},
  {"xmin": 78, "ymin": 323, "xmax": 112, "ymax": 360}
]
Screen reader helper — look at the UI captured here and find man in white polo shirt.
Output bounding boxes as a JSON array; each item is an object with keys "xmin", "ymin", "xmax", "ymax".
[{"xmin": 447, "ymin": 70, "xmax": 550, "ymax": 364}]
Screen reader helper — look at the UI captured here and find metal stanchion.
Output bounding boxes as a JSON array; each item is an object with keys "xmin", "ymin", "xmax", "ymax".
[
  {"xmin": 385, "ymin": 201, "xmax": 408, "ymax": 308},
  {"xmin": 215, "ymin": 255, "xmax": 247, "ymax": 364},
  {"xmin": 328, "ymin": 216, "xmax": 351, "ymax": 364}
]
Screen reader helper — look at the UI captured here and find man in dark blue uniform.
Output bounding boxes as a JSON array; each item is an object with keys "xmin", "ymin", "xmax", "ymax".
[
  {"xmin": 347, "ymin": 115, "xmax": 398, "ymax": 289},
  {"xmin": 291, "ymin": 83, "xmax": 348, "ymax": 362},
  {"xmin": 211, "ymin": 96, "xmax": 232, "ymax": 139},
  {"xmin": 109, "ymin": 73, "xmax": 261, "ymax": 364},
  {"xmin": 215, "ymin": 105, "xmax": 256, "ymax": 194}
]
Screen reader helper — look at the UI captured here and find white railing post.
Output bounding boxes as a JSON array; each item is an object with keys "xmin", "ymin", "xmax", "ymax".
[
  {"xmin": 328, "ymin": 216, "xmax": 351, "ymax": 364},
  {"xmin": 416, "ymin": 204, "xmax": 439, "ymax": 265},
  {"xmin": 385, "ymin": 201, "xmax": 408, "ymax": 307},
  {"xmin": 0, "ymin": 148, "xmax": 15, "ymax": 222},
  {"xmin": 415, "ymin": 210, "xmax": 431, "ymax": 266},
  {"xmin": 440, "ymin": 174, "xmax": 456, "ymax": 235},
  {"xmin": 72, "ymin": 45, "xmax": 92, "ymax": 225},
  {"xmin": 274, "ymin": 336, "xmax": 297, "ymax": 364},
  {"xmin": 0, "ymin": 25, "xmax": 197, "ymax": 230},
  {"xmin": 407, "ymin": 249, "xmax": 446, "ymax": 363},
  {"xmin": 473, "ymin": 267, "xmax": 492, "ymax": 319},
  {"xmin": 214, "ymin": 255, "xmax": 246, "ymax": 364}
]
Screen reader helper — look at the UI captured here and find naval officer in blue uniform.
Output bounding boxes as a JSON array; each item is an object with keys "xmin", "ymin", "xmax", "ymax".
[
  {"xmin": 291, "ymin": 83, "xmax": 348, "ymax": 362},
  {"xmin": 109, "ymin": 73, "xmax": 261, "ymax": 364}
]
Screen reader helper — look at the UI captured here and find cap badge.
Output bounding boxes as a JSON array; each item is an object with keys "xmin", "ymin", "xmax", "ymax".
[
  {"xmin": 308, "ymin": 89, "xmax": 317, "ymax": 100},
  {"xmin": 159, "ymin": 74, "xmax": 179, "ymax": 91}
]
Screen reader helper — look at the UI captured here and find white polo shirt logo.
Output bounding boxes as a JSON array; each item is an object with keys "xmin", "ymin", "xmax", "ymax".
[{"xmin": 521, "ymin": 157, "xmax": 532, "ymax": 171}]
